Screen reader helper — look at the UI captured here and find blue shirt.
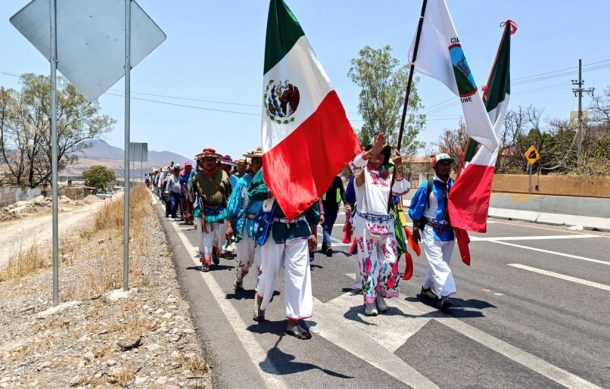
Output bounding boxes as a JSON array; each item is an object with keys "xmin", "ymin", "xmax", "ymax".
[{"xmin": 408, "ymin": 177, "xmax": 454, "ymax": 241}]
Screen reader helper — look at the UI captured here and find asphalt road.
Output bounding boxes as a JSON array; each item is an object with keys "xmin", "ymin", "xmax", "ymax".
[{"xmin": 157, "ymin": 203, "xmax": 610, "ymax": 389}]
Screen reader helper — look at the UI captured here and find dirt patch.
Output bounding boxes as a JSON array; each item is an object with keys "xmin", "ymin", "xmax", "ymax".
[{"xmin": 0, "ymin": 187, "xmax": 211, "ymax": 388}]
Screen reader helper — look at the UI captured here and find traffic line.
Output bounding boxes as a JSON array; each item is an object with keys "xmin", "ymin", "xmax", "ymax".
[
  {"xmin": 167, "ymin": 219, "xmax": 287, "ymax": 389},
  {"xmin": 485, "ymin": 240, "xmax": 610, "ymax": 266},
  {"xmin": 435, "ymin": 317, "xmax": 603, "ymax": 389},
  {"xmin": 471, "ymin": 234, "xmax": 598, "ymax": 242},
  {"xmin": 312, "ymin": 295, "xmax": 439, "ymax": 389},
  {"xmin": 508, "ymin": 263, "xmax": 610, "ymax": 292},
  {"xmin": 341, "ymin": 273, "xmax": 603, "ymax": 389}
]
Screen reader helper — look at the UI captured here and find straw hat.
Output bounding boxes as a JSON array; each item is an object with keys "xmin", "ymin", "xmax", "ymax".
[{"xmin": 243, "ymin": 147, "xmax": 263, "ymax": 159}]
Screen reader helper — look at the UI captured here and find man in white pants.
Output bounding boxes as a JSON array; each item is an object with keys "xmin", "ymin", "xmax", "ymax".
[
  {"xmin": 248, "ymin": 168, "xmax": 320, "ymax": 340},
  {"xmin": 408, "ymin": 153, "xmax": 456, "ymax": 312},
  {"xmin": 190, "ymin": 147, "xmax": 233, "ymax": 272}
]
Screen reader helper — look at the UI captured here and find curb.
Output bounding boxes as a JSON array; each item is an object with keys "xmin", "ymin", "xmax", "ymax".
[{"xmin": 487, "ymin": 207, "xmax": 610, "ymax": 233}]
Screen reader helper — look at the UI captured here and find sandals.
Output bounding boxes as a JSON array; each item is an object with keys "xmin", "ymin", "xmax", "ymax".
[
  {"xmin": 252, "ymin": 300, "xmax": 265, "ymax": 322},
  {"xmin": 285, "ymin": 321, "xmax": 312, "ymax": 340}
]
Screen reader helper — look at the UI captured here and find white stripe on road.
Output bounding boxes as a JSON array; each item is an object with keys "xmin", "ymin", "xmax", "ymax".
[
  {"xmin": 168, "ymin": 219, "xmax": 287, "ymax": 389},
  {"xmin": 312, "ymin": 296, "xmax": 439, "ymax": 389},
  {"xmin": 471, "ymin": 234, "xmax": 598, "ymax": 242},
  {"xmin": 508, "ymin": 263, "xmax": 610, "ymax": 292},
  {"xmin": 341, "ymin": 273, "xmax": 602, "ymax": 389},
  {"xmin": 436, "ymin": 317, "xmax": 603, "ymax": 389},
  {"xmin": 486, "ymin": 240, "xmax": 610, "ymax": 266}
]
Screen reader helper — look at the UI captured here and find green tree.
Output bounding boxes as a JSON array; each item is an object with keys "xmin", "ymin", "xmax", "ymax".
[
  {"xmin": 0, "ymin": 74, "xmax": 114, "ymax": 188},
  {"xmin": 348, "ymin": 45, "xmax": 426, "ymax": 155},
  {"xmin": 83, "ymin": 165, "xmax": 116, "ymax": 191}
]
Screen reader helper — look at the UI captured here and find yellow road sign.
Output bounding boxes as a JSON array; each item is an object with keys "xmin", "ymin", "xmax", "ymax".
[{"xmin": 524, "ymin": 146, "xmax": 540, "ymax": 165}]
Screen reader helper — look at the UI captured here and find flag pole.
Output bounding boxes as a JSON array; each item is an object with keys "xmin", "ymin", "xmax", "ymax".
[{"xmin": 388, "ymin": 0, "xmax": 428, "ymax": 212}]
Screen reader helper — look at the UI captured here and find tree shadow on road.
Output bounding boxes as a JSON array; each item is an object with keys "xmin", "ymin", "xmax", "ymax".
[{"xmin": 248, "ymin": 328, "xmax": 354, "ymax": 379}]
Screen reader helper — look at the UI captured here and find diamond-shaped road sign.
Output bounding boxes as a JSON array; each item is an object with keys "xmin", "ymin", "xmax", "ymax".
[
  {"xmin": 524, "ymin": 145, "xmax": 540, "ymax": 165},
  {"xmin": 10, "ymin": 0, "xmax": 166, "ymax": 101}
]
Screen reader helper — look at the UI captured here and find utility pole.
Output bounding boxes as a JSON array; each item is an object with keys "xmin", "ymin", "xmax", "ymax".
[{"xmin": 572, "ymin": 59, "xmax": 595, "ymax": 166}]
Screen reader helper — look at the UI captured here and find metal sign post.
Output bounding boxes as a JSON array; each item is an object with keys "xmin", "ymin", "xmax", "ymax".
[
  {"xmin": 123, "ymin": 0, "xmax": 132, "ymax": 292},
  {"xmin": 527, "ymin": 163, "xmax": 532, "ymax": 194},
  {"xmin": 12, "ymin": 0, "xmax": 165, "ymax": 302},
  {"xmin": 50, "ymin": 0, "xmax": 59, "ymax": 306}
]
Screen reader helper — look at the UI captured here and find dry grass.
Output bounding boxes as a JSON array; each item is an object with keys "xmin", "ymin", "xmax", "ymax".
[
  {"xmin": 0, "ymin": 185, "xmax": 153, "ymax": 295},
  {"xmin": 185, "ymin": 356, "xmax": 209, "ymax": 375},
  {"xmin": 110, "ymin": 316, "xmax": 158, "ymax": 336},
  {"xmin": 111, "ymin": 365, "xmax": 137, "ymax": 386},
  {"xmin": 0, "ymin": 243, "xmax": 50, "ymax": 281}
]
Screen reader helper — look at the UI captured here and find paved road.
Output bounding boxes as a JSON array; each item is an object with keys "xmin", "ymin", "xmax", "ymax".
[{"xmin": 158, "ymin": 203, "xmax": 610, "ymax": 389}]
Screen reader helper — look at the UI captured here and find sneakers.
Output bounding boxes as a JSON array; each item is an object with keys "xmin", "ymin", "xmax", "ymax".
[
  {"xmin": 252, "ymin": 300, "xmax": 265, "ymax": 322},
  {"xmin": 325, "ymin": 247, "xmax": 333, "ymax": 257},
  {"xmin": 201, "ymin": 263, "xmax": 210, "ymax": 272},
  {"xmin": 364, "ymin": 303, "xmax": 378, "ymax": 316},
  {"xmin": 420, "ymin": 287, "xmax": 437, "ymax": 300},
  {"xmin": 375, "ymin": 295, "xmax": 388, "ymax": 313},
  {"xmin": 440, "ymin": 296, "xmax": 453, "ymax": 312}
]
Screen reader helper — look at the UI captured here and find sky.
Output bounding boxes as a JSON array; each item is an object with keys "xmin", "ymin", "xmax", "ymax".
[{"xmin": 1, "ymin": 0, "xmax": 609, "ymax": 162}]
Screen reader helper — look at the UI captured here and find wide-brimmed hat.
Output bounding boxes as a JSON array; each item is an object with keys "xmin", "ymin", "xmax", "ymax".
[
  {"xmin": 432, "ymin": 153, "xmax": 455, "ymax": 167},
  {"xmin": 196, "ymin": 147, "xmax": 221, "ymax": 159},
  {"xmin": 234, "ymin": 158, "xmax": 246, "ymax": 165},
  {"xmin": 244, "ymin": 147, "xmax": 264, "ymax": 159},
  {"xmin": 220, "ymin": 154, "xmax": 236, "ymax": 167}
]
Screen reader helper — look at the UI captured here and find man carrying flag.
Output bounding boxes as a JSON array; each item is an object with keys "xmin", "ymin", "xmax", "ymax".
[
  {"xmin": 261, "ymin": 0, "xmax": 361, "ymax": 221},
  {"xmin": 406, "ymin": 0, "xmax": 509, "ymax": 308},
  {"xmin": 252, "ymin": 0, "xmax": 360, "ymax": 339},
  {"xmin": 409, "ymin": 153, "xmax": 455, "ymax": 311}
]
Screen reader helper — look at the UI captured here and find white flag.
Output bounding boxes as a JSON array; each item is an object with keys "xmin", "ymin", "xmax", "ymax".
[{"xmin": 409, "ymin": 0, "xmax": 499, "ymax": 151}]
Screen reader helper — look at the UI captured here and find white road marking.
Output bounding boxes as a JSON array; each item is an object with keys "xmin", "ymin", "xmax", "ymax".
[
  {"xmin": 168, "ymin": 219, "xmax": 287, "ymax": 389},
  {"xmin": 341, "ymin": 273, "xmax": 602, "ymax": 389},
  {"xmin": 508, "ymin": 263, "xmax": 610, "ymax": 292},
  {"xmin": 485, "ymin": 240, "xmax": 610, "ymax": 266},
  {"xmin": 312, "ymin": 295, "xmax": 439, "ymax": 389},
  {"xmin": 471, "ymin": 234, "xmax": 598, "ymax": 242},
  {"xmin": 436, "ymin": 317, "xmax": 603, "ymax": 389}
]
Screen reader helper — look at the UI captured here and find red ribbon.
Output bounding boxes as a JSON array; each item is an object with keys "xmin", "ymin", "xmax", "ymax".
[{"xmin": 501, "ymin": 19, "xmax": 518, "ymax": 35}]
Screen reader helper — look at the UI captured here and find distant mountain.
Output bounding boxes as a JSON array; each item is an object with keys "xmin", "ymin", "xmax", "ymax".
[{"xmin": 63, "ymin": 139, "xmax": 192, "ymax": 178}]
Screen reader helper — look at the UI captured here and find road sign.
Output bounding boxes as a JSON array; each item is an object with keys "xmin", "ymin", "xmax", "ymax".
[
  {"xmin": 10, "ymin": 0, "xmax": 166, "ymax": 101},
  {"xmin": 129, "ymin": 142, "xmax": 148, "ymax": 162},
  {"xmin": 11, "ymin": 0, "xmax": 165, "ymax": 302},
  {"xmin": 524, "ymin": 146, "xmax": 540, "ymax": 165}
]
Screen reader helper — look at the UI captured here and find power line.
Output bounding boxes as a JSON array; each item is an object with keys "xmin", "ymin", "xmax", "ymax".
[{"xmin": 105, "ymin": 93, "xmax": 260, "ymax": 116}]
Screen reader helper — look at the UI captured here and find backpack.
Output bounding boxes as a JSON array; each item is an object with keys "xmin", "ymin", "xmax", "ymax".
[{"xmin": 417, "ymin": 178, "xmax": 450, "ymax": 228}]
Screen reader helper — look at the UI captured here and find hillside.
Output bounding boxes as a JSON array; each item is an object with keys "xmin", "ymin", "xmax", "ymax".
[{"xmin": 61, "ymin": 139, "xmax": 192, "ymax": 177}]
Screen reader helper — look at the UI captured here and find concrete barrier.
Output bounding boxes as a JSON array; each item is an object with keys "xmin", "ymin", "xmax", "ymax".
[{"xmin": 492, "ymin": 174, "xmax": 610, "ymax": 199}]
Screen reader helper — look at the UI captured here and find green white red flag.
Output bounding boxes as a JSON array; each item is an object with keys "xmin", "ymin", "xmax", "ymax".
[
  {"xmin": 408, "ymin": 0, "xmax": 499, "ymax": 153},
  {"xmin": 449, "ymin": 20, "xmax": 515, "ymax": 233},
  {"xmin": 261, "ymin": 0, "xmax": 361, "ymax": 220}
]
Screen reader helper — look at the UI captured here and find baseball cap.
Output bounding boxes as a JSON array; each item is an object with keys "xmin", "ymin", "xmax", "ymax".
[{"xmin": 432, "ymin": 153, "xmax": 454, "ymax": 166}]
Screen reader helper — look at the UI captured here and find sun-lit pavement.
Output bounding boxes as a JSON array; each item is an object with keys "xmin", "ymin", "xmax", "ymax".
[{"xmin": 160, "ymin": 203, "xmax": 610, "ymax": 389}]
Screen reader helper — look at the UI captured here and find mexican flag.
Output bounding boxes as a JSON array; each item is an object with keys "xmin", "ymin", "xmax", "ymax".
[
  {"xmin": 448, "ymin": 20, "xmax": 515, "ymax": 233},
  {"xmin": 261, "ymin": 0, "xmax": 361, "ymax": 221},
  {"xmin": 409, "ymin": 0, "xmax": 499, "ymax": 153}
]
